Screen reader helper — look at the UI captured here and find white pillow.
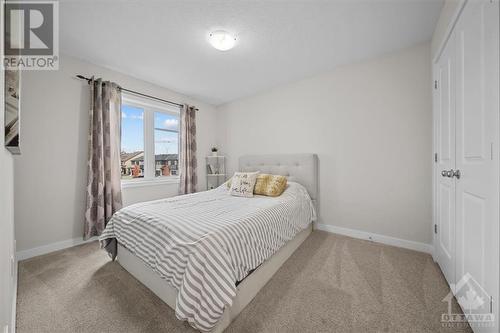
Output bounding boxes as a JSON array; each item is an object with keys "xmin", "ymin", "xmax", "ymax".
[{"xmin": 229, "ymin": 172, "xmax": 259, "ymax": 197}]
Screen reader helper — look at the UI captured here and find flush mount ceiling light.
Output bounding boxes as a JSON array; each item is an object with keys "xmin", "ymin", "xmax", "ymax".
[{"xmin": 208, "ymin": 30, "xmax": 237, "ymax": 51}]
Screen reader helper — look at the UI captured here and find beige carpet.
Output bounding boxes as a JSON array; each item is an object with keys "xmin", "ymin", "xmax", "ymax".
[{"xmin": 17, "ymin": 231, "xmax": 471, "ymax": 332}]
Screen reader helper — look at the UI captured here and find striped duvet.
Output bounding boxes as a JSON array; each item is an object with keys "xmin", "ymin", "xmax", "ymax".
[{"xmin": 99, "ymin": 182, "xmax": 316, "ymax": 332}]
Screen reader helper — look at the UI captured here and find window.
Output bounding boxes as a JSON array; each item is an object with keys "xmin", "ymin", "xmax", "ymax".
[
  {"xmin": 120, "ymin": 94, "xmax": 180, "ymax": 185},
  {"xmin": 154, "ymin": 111, "xmax": 179, "ymax": 177},
  {"xmin": 120, "ymin": 105, "xmax": 144, "ymax": 179}
]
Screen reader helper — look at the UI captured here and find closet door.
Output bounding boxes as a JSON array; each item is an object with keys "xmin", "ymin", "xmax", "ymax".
[
  {"xmin": 454, "ymin": 0, "xmax": 499, "ymax": 327},
  {"xmin": 435, "ymin": 31, "xmax": 456, "ymax": 287}
]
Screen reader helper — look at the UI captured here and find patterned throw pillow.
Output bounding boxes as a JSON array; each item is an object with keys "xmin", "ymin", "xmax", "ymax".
[
  {"xmin": 229, "ymin": 172, "xmax": 259, "ymax": 197},
  {"xmin": 254, "ymin": 174, "xmax": 288, "ymax": 196}
]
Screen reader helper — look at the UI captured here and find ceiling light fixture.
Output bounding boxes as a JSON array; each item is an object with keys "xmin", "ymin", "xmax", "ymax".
[{"xmin": 208, "ymin": 30, "xmax": 237, "ymax": 51}]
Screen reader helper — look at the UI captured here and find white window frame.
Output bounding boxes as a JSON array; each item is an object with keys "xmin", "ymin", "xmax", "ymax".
[{"xmin": 121, "ymin": 93, "xmax": 181, "ymax": 188}]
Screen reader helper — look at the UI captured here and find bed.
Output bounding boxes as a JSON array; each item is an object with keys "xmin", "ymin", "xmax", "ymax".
[{"xmin": 100, "ymin": 154, "xmax": 318, "ymax": 332}]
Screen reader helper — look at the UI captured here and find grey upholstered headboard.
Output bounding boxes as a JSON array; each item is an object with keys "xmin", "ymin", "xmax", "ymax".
[{"xmin": 239, "ymin": 154, "xmax": 318, "ymax": 201}]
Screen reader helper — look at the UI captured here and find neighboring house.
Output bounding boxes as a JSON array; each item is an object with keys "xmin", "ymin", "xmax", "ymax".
[
  {"xmin": 130, "ymin": 154, "xmax": 146, "ymax": 178},
  {"xmin": 121, "ymin": 151, "xmax": 144, "ymax": 178},
  {"xmin": 155, "ymin": 154, "xmax": 179, "ymax": 176},
  {"xmin": 123, "ymin": 152, "xmax": 178, "ymax": 178}
]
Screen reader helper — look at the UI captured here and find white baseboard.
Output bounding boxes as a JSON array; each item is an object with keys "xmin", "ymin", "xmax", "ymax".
[
  {"xmin": 16, "ymin": 236, "xmax": 98, "ymax": 261},
  {"xmin": 314, "ymin": 223, "xmax": 433, "ymax": 254}
]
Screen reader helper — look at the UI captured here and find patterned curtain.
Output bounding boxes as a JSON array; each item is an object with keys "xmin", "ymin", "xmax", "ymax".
[
  {"xmin": 179, "ymin": 104, "xmax": 198, "ymax": 194},
  {"xmin": 84, "ymin": 78, "xmax": 123, "ymax": 240}
]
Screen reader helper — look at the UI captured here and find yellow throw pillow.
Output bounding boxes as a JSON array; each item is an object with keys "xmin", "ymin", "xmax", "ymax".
[
  {"xmin": 254, "ymin": 174, "xmax": 288, "ymax": 197},
  {"xmin": 226, "ymin": 174, "xmax": 287, "ymax": 197}
]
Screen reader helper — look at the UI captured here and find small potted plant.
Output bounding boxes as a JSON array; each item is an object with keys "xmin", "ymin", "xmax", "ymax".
[{"xmin": 211, "ymin": 147, "xmax": 218, "ymax": 157}]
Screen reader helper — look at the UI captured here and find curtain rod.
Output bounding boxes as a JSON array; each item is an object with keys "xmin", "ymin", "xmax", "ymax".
[{"xmin": 75, "ymin": 74, "xmax": 199, "ymax": 111}]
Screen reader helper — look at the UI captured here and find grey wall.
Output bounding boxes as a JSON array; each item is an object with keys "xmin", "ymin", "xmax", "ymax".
[
  {"xmin": 15, "ymin": 42, "xmax": 435, "ymax": 252},
  {"xmin": 14, "ymin": 54, "xmax": 217, "ymax": 252},
  {"xmin": 216, "ymin": 43, "xmax": 433, "ymax": 245}
]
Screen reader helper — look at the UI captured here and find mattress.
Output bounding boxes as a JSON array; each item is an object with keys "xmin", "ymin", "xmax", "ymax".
[{"xmin": 99, "ymin": 182, "xmax": 316, "ymax": 331}]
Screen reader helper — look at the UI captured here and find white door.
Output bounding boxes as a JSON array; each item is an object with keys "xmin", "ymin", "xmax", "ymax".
[
  {"xmin": 435, "ymin": 31, "xmax": 456, "ymax": 287},
  {"xmin": 454, "ymin": 0, "xmax": 499, "ymax": 330}
]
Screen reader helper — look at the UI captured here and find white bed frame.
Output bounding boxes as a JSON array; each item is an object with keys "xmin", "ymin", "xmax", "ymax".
[{"xmin": 116, "ymin": 153, "xmax": 318, "ymax": 332}]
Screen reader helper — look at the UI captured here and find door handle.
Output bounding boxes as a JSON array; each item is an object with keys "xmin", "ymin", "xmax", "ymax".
[{"xmin": 441, "ymin": 169, "xmax": 461, "ymax": 179}]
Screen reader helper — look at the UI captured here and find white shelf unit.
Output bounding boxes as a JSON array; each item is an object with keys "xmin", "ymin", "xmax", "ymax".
[{"xmin": 206, "ymin": 156, "xmax": 226, "ymax": 190}]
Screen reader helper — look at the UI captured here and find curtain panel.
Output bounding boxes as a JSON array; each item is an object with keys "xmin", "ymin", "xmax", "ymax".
[
  {"xmin": 84, "ymin": 78, "xmax": 123, "ymax": 240},
  {"xmin": 179, "ymin": 104, "xmax": 198, "ymax": 194}
]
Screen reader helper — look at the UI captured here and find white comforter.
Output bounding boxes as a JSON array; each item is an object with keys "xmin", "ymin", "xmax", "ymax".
[{"xmin": 100, "ymin": 182, "xmax": 316, "ymax": 331}]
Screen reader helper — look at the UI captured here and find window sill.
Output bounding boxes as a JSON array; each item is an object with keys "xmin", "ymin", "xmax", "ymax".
[{"xmin": 121, "ymin": 177, "xmax": 180, "ymax": 189}]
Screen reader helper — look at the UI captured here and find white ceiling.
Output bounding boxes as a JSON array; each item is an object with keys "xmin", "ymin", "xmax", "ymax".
[{"xmin": 60, "ymin": 0, "xmax": 443, "ymax": 105}]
